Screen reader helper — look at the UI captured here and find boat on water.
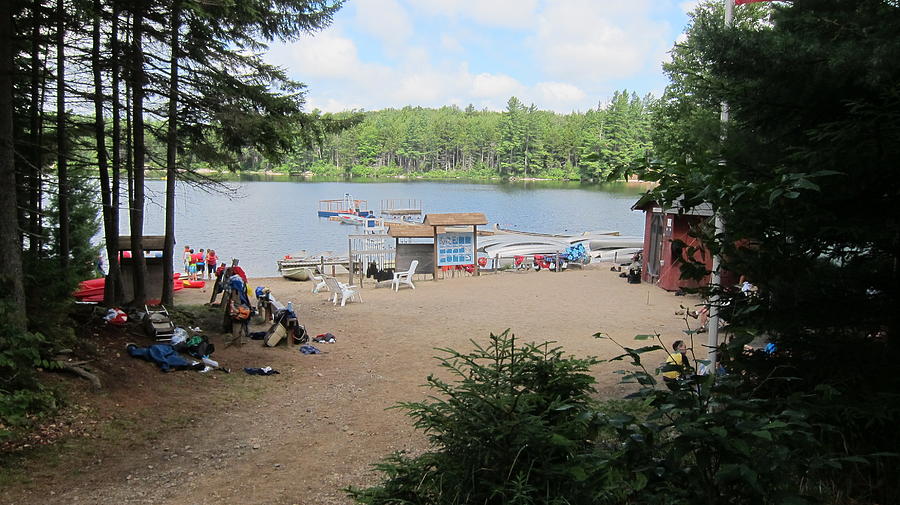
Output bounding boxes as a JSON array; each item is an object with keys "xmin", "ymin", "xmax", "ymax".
[
  {"xmin": 318, "ymin": 193, "xmax": 372, "ymax": 218},
  {"xmin": 337, "ymin": 213, "xmax": 367, "ymax": 225}
]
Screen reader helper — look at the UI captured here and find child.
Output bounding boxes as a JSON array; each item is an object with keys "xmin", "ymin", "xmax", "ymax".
[
  {"xmin": 196, "ymin": 249, "xmax": 206, "ymax": 280},
  {"xmin": 188, "ymin": 248, "xmax": 198, "ymax": 281},
  {"xmin": 663, "ymin": 340, "xmax": 692, "ymax": 389},
  {"xmin": 183, "ymin": 245, "xmax": 191, "ymax": 274}
]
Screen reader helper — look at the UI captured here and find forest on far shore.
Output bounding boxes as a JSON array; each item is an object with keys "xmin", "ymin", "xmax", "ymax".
[{"xmin": 221, "ymin": 91, "xmax": 655, "ymax": 181}]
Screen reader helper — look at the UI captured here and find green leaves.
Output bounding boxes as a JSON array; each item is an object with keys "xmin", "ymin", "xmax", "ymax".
[{"xmin": 350, "ymin": 331, "xmax": 607, "ymax": 505}]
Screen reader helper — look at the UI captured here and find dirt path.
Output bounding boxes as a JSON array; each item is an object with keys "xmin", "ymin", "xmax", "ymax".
[{"xmin": 1, "ymin": 265, "xmax": 699, "ymax": 505}]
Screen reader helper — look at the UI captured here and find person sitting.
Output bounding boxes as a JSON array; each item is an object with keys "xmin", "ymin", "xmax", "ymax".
[{"xmin": 662, "ymin": 340, "xmax": 692, "ymax": 389}]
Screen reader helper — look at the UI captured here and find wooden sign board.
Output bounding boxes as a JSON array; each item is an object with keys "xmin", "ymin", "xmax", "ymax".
[{"xmin": 396, "ymin": 243, "xmax": 434, "ymax": 275}]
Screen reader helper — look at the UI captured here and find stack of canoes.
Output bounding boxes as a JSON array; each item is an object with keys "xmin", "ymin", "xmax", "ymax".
[
  {"xmin": 478, "ymin": 229, "xmax": 642, "ymax": 262},
  {"xmin": 73, "ymin": 273, "xmax": 199, "ymax": 303}
]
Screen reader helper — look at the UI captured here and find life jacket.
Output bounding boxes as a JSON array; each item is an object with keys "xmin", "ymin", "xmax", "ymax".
[{"xmin": 230, "ymin": 302, "xmax": 251, "ymax": 320}]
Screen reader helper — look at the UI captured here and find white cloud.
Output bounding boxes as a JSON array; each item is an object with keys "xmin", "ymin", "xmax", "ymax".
[
  {"xmin": 440, "ymin": 33, "xmax": 464, "ymax": 53},
  {"xmin": 355, "ymin": 0, "xmax": 413, "ymax": 46},
  {"xmin": 268, "ymin": 32, "xmax": 363, "ymax": 79},
  {"xmin": 471, "ymin": 73, "xmax": 526, "ymax": 99},
  {"xmin": 679, "ymin": 1, "xmax": 702, "ymax": 14},
  {"xmin": 469, "ymin": 0, "xmax": 539, "ymax": 28},
  {"xmin": 393, "ymin": 72, "xmax": 450, "ymax": 103},
  {"xmin": 305, "ymin": 96, "xmax": 365, "ymax": 113},
  {"xmin": 534, "ymin": 82, "xmax": 586, "ymax": 103},
  {"xmin": 534, "ymin": 0, "xmax": 671, "ymax": 83},
  {"xmin": 412, "ymin": 0, "xmax": 538, "ymax": 28},
  {"xmin": 265, "ymin": 0, "xmax": 686, "ymax": 114}
]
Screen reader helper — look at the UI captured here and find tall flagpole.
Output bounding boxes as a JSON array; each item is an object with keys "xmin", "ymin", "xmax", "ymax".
[{"xmin": 707, "ymin": 0, "xmax": 734, "ymax": 373}]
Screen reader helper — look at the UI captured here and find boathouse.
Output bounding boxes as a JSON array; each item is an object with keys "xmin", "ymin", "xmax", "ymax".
[{"xmin": 632, "ymin": 199, "xmax": 715, "ymax": 292}]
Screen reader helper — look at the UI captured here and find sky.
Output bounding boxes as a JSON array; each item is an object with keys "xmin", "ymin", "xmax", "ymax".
[{"xmin": 264, "ymin": 0, "xmax": 701, "ymax": 114}]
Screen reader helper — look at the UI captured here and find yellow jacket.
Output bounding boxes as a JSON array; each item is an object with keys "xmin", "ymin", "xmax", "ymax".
[{"xmin": 663, "ymin": 352, "xmax": 688, "ymax": 380}]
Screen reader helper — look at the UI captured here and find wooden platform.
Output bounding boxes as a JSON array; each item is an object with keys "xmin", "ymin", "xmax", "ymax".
[
  {"xmin": 380, "ymin": 199, "xmax": 423, "ymax": 216},
  {"xmin": 381, "ymin": 209, "xmax": 422, "ymax": 215}
]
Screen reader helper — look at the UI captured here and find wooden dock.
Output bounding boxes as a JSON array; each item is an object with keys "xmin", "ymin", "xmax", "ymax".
[{"xmin": 380, "ymin": 198, "xmax": 423, "ymax": 216}]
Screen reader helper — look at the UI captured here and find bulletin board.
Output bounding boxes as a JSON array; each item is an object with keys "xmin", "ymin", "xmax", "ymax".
[{"xmin": 437, "ymin": 232, "xmax": 474, "ymax": 266}]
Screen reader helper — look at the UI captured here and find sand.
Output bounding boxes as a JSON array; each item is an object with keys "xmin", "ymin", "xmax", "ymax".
[{"xmin": 2, "ymin": 263, "xmax": 702, "ymax": 505}]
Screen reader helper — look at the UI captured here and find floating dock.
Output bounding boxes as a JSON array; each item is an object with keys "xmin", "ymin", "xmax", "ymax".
[
  {"xmin": 380, "ymin": 198, "xmax": 423, "ymax": 216},
  {"xmin": 318, "ymin": 194, "xmax": 373, "ymax": 218}
]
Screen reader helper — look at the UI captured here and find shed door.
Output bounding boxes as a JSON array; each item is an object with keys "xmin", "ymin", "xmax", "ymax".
[{"xmin": 646, "ymin": 213, "xmax": 663, "ymax": 277}]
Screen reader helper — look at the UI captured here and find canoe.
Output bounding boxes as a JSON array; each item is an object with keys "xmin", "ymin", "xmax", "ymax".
[
  {"xmin": 73, "ymin": 274, "xmax": 186, "ymax": 301},
  {"xmin": 182, "ymin": 279, "xmax": 206, "ymax": 288},
  {"xmin": 587, "ymin": 236, "xmax": 644, "ymax": 250},
  {"xmin": 282, "ymin": 266, "xmax": 311, "ymax": 281}
]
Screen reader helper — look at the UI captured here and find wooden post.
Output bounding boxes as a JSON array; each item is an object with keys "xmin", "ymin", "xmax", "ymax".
[
  {"xmin": 473, "ymin": 225, "xmax": 479, "ymax": 276},
  {"xmin": 432, "ymin": 226, "xmax": 439, "ymax": 281},
  {"xmin": 348, "ymin": 237, "xmax": 353, "ymax": 286}
]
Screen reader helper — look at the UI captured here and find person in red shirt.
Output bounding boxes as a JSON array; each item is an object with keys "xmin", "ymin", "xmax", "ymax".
[
  {"xmin": 205, "ymin": 249, "xmax": 218, "ymax": 280},
  {"xmin": 196, "ymin": 249, "xmax": 206, "ymax": 279}
]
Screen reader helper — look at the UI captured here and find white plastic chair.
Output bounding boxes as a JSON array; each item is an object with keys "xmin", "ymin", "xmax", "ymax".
[
  {"xmin": 304, "ymin": 267, "xmax": 327, "ymax": 294},
  {"xmin": 323, "ymin": 276, "xmax": 362, "ymax": 306},
  {"xmin": 392, "ymin": 260, "xmax": 418, "ymax": 291}
]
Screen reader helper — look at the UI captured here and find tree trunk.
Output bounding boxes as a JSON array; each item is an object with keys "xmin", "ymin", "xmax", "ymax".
[
  {"xmin": 107, "ymin": 2, "xmax": 123, "ymax": 304},
  {"xmin": 129, "ymin": 2, "xmax": 147, "ymax": 305},
  {"xmin": 0, "ymin": 1, "xmax": 27, "ymax": 330},
  {"xmin": 28, "ymin": 0, "xmax": 43, "ymax": 257},
  {"xmin": 161, "ymin": 2, "xmax": 180, "ymax": 306},
  {"xmin": 56, "ymin": 0, "xmax": 69, "ymax": 269},
  {"xmin": 93, "ymin": 0, "xmax": 117, "ymax": 307}
]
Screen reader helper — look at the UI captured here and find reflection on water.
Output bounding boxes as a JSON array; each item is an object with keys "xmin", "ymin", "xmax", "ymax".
[{"xmin": 121, "ymin": 179, "xmax": 649, "ymax": 277}]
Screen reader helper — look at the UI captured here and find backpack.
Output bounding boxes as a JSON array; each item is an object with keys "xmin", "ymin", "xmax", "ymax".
[
  {"xmin": 231, "ymin": 303, "xmax": 251, "ymax": 320},
  {"xmin": 292, "ymin": 324, "xmax": 309, "ymax": 345}
]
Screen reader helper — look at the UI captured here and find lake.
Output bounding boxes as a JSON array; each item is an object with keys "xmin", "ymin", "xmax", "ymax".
[{"xmin": 120, "ymin": 177, "xmax": 649, "ymax": 277}]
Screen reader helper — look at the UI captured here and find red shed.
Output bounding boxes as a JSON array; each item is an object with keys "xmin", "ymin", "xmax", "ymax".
[{"xmin": 632, "ymin": 198, "xmax": 715, "ymax": 292}]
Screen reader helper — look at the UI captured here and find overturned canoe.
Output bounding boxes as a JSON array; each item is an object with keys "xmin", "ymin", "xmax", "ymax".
[{"xmin": 282, "ymin": 266, "xmax": 312, "ymax": 281}]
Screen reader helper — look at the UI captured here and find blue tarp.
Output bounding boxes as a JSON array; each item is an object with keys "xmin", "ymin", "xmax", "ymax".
[
  {"xmin": 127, "ymin": 344, "xmax": 193, "ymax": 372},
  {"xmin": 561, "ymin": 243, "xmax": 587, "ymax": 262}
]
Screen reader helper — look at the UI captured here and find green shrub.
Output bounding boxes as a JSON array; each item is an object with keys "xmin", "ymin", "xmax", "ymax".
[
  {"xmin": 348, "ymin": 330, "xmax": 609, "ymax": 505},
  {"xmin": 350, "ymin": 164, "xmax": 375, "ymax": 177},
  {"xmin": 349, "ymin": 330, "xmax": 864, "ymax": 505},
  {"xmin": 308, "ymin": 161, "xmax": 346, "ymax": 176},
  {"xmin": 0, "ymin": 301, "xmax": 60, "ymax": 439},
  {"xmin": 375, "ymin": 164, "xmax": 403, "ymax": 177}
]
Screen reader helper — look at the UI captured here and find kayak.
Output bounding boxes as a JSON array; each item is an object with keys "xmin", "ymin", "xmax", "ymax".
[{"xmin": 73, "ymin": 274, "xmax": 187, "ymax": 301}]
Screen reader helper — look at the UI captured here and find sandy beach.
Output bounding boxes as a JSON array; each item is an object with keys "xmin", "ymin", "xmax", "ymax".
[{"xmin": 3, "ymin": 263, "xmax": 700, "ymax": 505}]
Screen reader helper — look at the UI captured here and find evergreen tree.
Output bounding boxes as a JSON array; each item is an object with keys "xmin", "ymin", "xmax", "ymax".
[{"xmin": 646, "ymin": 1, "xmax": 900, "ymax": 500}]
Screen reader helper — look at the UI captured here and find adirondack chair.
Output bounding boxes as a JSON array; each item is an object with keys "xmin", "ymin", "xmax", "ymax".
[
  {"xmin": 304, "ymin": 267, "xmax": 328, "ymax": 294},
  {"xmin": 392, "ymin": 260, "xmax": 418, "ymax": 291},
  {"xmin": 323, "ymin": 276, "xmax": 362, "ymax": 306}
]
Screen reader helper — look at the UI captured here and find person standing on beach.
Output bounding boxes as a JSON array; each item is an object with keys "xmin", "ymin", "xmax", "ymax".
[
  {"xmin": 183, "ymin": 245, "xmax": 191, "ymax": 274},
  {"xmin": 196, "ymin": 249, "xmax": 206, "ymax": 280},
  {"xmin": 206, "ymin": 249, "xmax": 217, "ymax": 281},
  {"xmin": 188, "ymin": 248, "xmax": 198, "ymax": 281}
]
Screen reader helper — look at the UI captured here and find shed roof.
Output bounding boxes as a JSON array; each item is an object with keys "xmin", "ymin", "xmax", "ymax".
[
  {"xmin": 631, "ymin": 196, "xmax": 715, "ymax": 217},
  {"xmin": 423, "ymin": 212, "xmax": 488, "ymax": 226},
  {"xmin": 388, "ymin": 224, "xmax": 445, "ymax": 238},
  {"xmin": 117, "ymin": 235, "xmax": 166, "ymax": 251}
]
